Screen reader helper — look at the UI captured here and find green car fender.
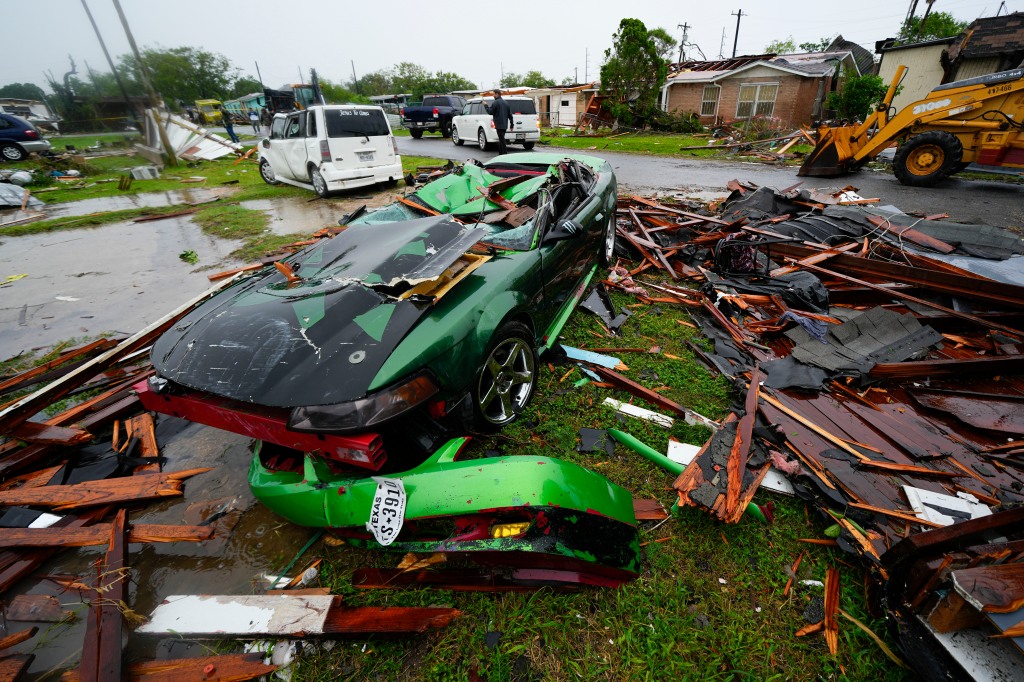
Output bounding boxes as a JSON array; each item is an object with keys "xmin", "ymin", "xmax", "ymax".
[{"xmin": 251, "ymin": 437, "xmax": 637, "ymax": 528}]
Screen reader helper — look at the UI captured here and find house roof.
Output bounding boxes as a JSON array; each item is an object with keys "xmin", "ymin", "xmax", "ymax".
[
  {"xmin": 828, "ymin": 35, "xmax": 876, "ymax": 75},
  {"xmin": 953, "ymin": 11, "xmax": 1024, "ymax": 60},
  {"xmin": 667, "ymin": 51, "xmax": 855, "ymax": 84}
]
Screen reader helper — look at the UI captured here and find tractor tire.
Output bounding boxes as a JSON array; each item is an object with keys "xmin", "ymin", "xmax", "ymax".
[{"xmin": 893, "ymin": 131, "xmax": 963, "ymax": 187}]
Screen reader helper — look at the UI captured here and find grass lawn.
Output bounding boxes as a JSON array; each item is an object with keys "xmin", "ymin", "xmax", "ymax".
[{"xmin": 539, "ymin": 128, "xmax": 815, "ymax": 161}]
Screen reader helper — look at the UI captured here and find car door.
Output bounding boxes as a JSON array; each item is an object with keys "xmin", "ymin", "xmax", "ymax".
[
  {"xmin": 262, "ymin": 115, "xmax": 293, "ymax": 180},
  {"xmin": 281, "ymin": 113, "xmax": 311, "ymax": 180},
  {"xmin": 539, "ymin": 178, "xmax": 604, "ymax": 314}
]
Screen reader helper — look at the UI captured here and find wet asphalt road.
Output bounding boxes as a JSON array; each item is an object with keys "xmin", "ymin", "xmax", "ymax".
[{"xmin": 396, "ymin": 135, "xmax": 1024, "ymax": 227}]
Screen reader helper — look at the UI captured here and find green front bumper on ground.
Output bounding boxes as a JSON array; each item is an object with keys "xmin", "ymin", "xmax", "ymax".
[{"xmin": 249, "ymin": 437, "xmax": 642, "ymax": 581}]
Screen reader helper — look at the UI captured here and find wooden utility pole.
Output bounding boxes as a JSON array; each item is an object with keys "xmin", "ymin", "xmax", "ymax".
[
  {"xmin": 111, "ymin": 0, "xmax": 177, "ymax": 166},
  {"xmin": 678, "ymin": 23, "xmax": 691, "ymax": 63},
  {"xmin": 731, "ymin": 9, "xmax": 745, "ymax": 58},
  {"xmin": 80, "ymin": 0, "xmax": 137, "ymax": 125}
]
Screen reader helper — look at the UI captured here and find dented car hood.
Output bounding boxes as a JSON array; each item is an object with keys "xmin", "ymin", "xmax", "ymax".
[{"xmin": 151, "ymin": 215, "xmax": 485, "ymax": 407}]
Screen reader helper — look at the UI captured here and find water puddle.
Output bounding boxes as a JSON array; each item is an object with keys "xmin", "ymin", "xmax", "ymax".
[
  {"xmin": 241, "ymin": 191, "xmax": 396, "ymax": 236},
  {"xmin": 40, "ymin": 188, "xmax": 226, "ymax": 218}
]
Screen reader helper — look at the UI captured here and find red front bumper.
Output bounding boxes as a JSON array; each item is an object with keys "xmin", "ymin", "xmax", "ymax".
[{"xmin": 134, "ymin": 379, "xmax": 386, "ymax": 470}]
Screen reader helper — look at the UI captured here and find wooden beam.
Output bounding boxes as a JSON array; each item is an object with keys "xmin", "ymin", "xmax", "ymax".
[
  {"xmin": 78, "ymin": 509, "xmax": 128, "ymax": 682},
  {"xmin": 59, "ymin": 653, "xmax": 275, "ymax": 682},
  {"xmin": 0, "ymin": 469, "xmax": 210, "ymax": 511},
  {"xmin": 0, "ymin": 524, "xmax": 213, "ymax": 549}
]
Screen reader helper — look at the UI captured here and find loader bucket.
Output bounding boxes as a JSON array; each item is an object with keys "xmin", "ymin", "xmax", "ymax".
[{"xmin": 798, "ymin": 125, "xmax": 856, "ymax": 177}]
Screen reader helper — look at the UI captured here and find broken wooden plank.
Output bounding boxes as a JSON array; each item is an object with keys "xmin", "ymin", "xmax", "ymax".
[
  {"xmin": 0, "ymin": 626, "xmax": 37, "ymax": 652},
  {"xmin": 59, "ymin": 653, "xmax": 276, "ymax": 682},
  {"xmin": 770, "ymin": 242, "xmax": 860, "ymax": 277},
  {"xmin": 865, "ymin": 215, "xmax": 954, "ymax": 254},
  {"xmin": 0, "ymin": 469, "xmax": 210, "ymax": 511},
  {"xmin": 592, "ymin": 365, "xmax": 718, "ymax": 430},
  {"xmin": 0, "ymin": 339, "xmax": 118, "ymax": 397},
  {"xmin": 824, "ymin": 567, "xmax": 840, "ymax": 655},
  {"xmin": 633, "ymin": 498, "xmax": 669, "ymax": 520},
  {"xmin": 952, "ymin": 563, "xmax": 1024, "ymax": 613},
  {"xmin": 0, "ymin": 524, "xmax": 213, "ymax": 548},
  {"xmin": 77, "ymin": 509, "xmax": 128, "ymax": 682},
  {"xmin": 6, "ymin": 594, "xmax": 69, "ymax": 622},
  {"xmin": 726, "ymin": 367, "xmax": 760, "ymax": 516},
  {"xmin": 7, "ymin": 421, "xmax": 92, "ymax": 446},
  {"xmin": 0, "ymin": 655, "xmax": 33, "ymax": 682},
  {"xmin": 137, "ymin": 594, "xmax": 461, "ymax": 636}
]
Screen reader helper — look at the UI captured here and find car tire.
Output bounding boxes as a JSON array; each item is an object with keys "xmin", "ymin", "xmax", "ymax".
[
  {"xmin": 477, "ymin": 129, "xmax": 491, "ymax": 151},
  {"xmin": 259, "ymin": 158, "xmax": 278, "ymax": 185},
  {"xmin": 600, "ymin": 213, "xmax": 617, "ymax": 267},
  {"xmin": 0, "ymin": 143, "xmax": 26, "ymax": 162},
  {"xmin": 523, "ymin": 141, "xmax": 535, "ymax": 150},
  {"xmin": 310, "ymin": 167, "xmax": 330, "ymax": 197},
  {"xmin": 410, "ymin": 129, "xmax": 423, "ymax": 139},
  {"xmin": 472, "ymin": 321, "xmax": 537, "ymax": 431},
  {"xmin": 441, "ymin": 121, "xmax": 452, "ymax": 138},
  {"xmin": 893, "ymin": 131, "xmax": 962, "ymax": 187},
  {"xmin": 452, "ymin": 125, "xmax": 464, "ymax": 146}
]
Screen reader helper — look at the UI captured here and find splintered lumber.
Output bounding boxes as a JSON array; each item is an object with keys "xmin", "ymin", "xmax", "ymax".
[
  {"xmin": 0, "ymin": 507, "xmax": 109, "ymax": 595},
  {"xmin": 0, "ymin": 523, "xmax": 213, "ymax": 548},
  {"xmin": 0, "ymin": 275, "xmax": 241, "ymax": 434},
  {"xmin": 7, "ymin": 421, "xmax": 92, "ymax": 446},
  {"xmin": 726, "ymin": 368, "xmax": 760, "ymax": 516},
  {"xmin": 77, "ymin": 509, "xmax": 128, "ymax": 682},
  {"xmin": 6, "ymin": 595, "xmax": 68, "ymax": 622},
  {"xmin": 0, "ymin": 339, "xmax": 118, "ymax": 396},
  {"xmin": 59, "ymin": 653, "xmax": 276, "ymax": 682},
  {"xmin": 865, "ymin": 215, "xmax": 954, "ymax": 254},
  {"xmin": 769, "ymin": 242, "xmax": 860, "ymax": 277},
  {"xmin": 952, "ymin": 563, "xmax": 1024, "ymax": 613},
  {"xmin": 824, "ymin": 567, "xmax": 840, "ymax": 655},
  {"xmin": 0, "ymin": 626, "xmax": 37, "ymax": 651},
  {"xmin": 592, "ymin": 366, "xmax": 719, "ymax": 430},
  {"xmin": 0, "ymin": 469, "xmax": 210, "ymax": 511},
  {"xmin": 871, "ymin": 355, "xmax": 1024, "ymax": 379},
  {"xmin": 137, "ymin": 595, "xmax": 461, "ymax": 636},
  {"xmin": 633, "ymin": 498, "xmax": 670, "ymax": 520}
]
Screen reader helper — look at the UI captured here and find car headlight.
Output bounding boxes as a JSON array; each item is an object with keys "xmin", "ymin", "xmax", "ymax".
[{"xmin": 288, "ymin": 372, "xmax": 440, "ymax": 433}]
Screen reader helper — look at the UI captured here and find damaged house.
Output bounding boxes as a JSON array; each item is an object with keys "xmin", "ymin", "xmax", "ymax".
[{"xmin": 659, "ymin": 46, "xmax": 864, "ymax": 129}]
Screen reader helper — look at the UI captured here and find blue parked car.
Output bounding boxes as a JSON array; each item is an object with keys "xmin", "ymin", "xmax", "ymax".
[{"xmin": 0, "ymin": 113, "xmax": 51, "ymax": 161}]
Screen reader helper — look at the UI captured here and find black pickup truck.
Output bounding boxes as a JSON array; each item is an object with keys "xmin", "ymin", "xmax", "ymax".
[{"xmin": 401, "ymin": 94, "xmax": 466, "ymax": 138}]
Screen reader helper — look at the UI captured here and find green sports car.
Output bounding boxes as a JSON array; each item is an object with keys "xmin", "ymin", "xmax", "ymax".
[{"xmin": 141, "ymin": 152, "xmax": 618, "ymax": 470}]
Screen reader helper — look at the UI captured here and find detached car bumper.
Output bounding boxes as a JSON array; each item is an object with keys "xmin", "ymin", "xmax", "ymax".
[
  {"xmin": 19, "ymin": 140, "xmax": 51, "ymax": 154},
  {"xmin": 321, "ymin": 160, "xmax": 403, "ymax": 190}
]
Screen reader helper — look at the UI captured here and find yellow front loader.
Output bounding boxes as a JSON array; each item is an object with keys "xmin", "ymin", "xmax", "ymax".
[{"xmin": 799, "ymin": 66, "xmax": 1024, "ymax": 186}]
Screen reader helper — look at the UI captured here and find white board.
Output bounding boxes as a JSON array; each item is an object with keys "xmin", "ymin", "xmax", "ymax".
[{"xmin": 138, "ymin": 594, "xmax": 336, "ymax": 636}]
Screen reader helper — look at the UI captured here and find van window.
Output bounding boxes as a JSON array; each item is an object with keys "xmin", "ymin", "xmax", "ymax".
[
  {"xmin": 286, "ymin": 114, "xmax": 304, "ymax": 138},
  {"xmin": 509, "ymin": 100, "xmax": 537, "ymax": 115},
  {"xmin": 470, "ymin": 102, "xmax": 486, "ymax": 115},
  {"xmin": 324, "ymin": 109, "xmax": 390, "ymax": 138},
  {"xmin": 307, "ymin": 110, "xmax": 317, "ymax": 137},
  {"xmin": 270, "ymin": 116, "xmax": 287, "ymax": 139}
]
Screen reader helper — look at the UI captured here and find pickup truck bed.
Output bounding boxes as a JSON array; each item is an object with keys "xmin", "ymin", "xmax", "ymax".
[{"xmin": 402, "ymin": 95, "xmax": 466, "ymax": 139}]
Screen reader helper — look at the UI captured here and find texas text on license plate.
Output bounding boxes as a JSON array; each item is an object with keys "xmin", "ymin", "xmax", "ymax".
[
  {"xmin": 357, "ymin": 151, "xmax": 374, "ymax": 161},
  {"xmin": 515, "ymin": 133, "xmax": 525, "ymax": 141}
]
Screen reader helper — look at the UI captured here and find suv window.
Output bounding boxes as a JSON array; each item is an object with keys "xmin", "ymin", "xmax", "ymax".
[
  {"xmin": 470, "ymin": 102, "xmax": 486, "ymax": 115},
  {"xmin": 324, "ymin": 109, "xmax": 389, "ymax": 137},
  {"xmin": 508, "ymin": 100, "xmax": 537, "ymax": 115},
  {"xmin": 286, "ymin": 114, "xmax": 304, "ymax": 138},
  {"xmin": 0, "ymin": 117, "xmax": 11, "ymax": 130}
]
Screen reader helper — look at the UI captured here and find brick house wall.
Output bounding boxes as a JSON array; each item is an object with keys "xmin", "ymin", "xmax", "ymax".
[{"xmin": 666, "ymin": 72, "xmax": 832, "ymax": 128}]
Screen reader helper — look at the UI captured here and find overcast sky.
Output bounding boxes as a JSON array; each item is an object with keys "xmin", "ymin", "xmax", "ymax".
[{"xmin": 3, "ymin": 0, "xmax": 1018, "ymax": 96}]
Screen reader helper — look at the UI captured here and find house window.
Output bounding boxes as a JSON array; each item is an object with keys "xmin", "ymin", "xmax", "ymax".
[
  {"xmin": 736, "ymin": 83, "xmax": 779, "ymax": 118},
  {"xmin": 700, "ymin": 85, "xmax": 721, "ymax": 117},
  {"xmin": 561, "ymin": 99, "xmax": 570, "ymax": 107}
]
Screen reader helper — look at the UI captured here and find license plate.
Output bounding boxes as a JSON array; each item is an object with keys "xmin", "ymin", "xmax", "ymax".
[
  {"xmin": 357, "ymin": 151, "xmax": 374, "ymax": 162},
  {"xmin": 515, "ymin": 133, "xmax": 525, "ymax": 141}
]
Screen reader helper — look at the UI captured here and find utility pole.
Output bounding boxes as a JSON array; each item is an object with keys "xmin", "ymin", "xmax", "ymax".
[
  {"xmin": 677, "ymin": 23, "xmax": 690, "ymax": 63},
  {"xmin": 351, "ymin": 61, "xmax": 358, "ymax": 92},
  {"xmin": 111, "ymin": 0, "xmax": 177, "ymax": 166},
  {"xmin": 719, "ymin": 27, "xmax": 727, "ymax": 59},
  {"xmin": 80, "ymin": 0, "xmax": 137, "ymax": 125},
  {"xmin": 916, "ymin": 0, "xmax": 936, "ymax": 39},
  {"xmin": 731, "ymin": 9, "xmax": 745, "ymax": 58},
  {"xmin": 585, "ymin": 49, "xmax": 589, "ymax": 83}
]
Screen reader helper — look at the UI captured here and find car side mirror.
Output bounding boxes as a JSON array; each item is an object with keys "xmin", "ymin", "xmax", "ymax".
[{"xmin": 542, "ymin": 219, "xmax": 584, "ymax": 245}]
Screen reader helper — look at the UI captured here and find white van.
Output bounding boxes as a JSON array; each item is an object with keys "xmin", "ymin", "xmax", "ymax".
[
  {"xmin": 258, "ymin": 105, "xmax": 402, "ymax": 197},
  {"xmin": 451, "ymin": 96, "xmax": 540, "ymax": 150}
]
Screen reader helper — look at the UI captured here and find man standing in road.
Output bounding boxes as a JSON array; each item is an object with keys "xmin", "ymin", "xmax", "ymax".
[
  {"xmin": 488, "ymin": 89, "xmax": 514, "ymax": 155},
  {"xmin": 221, "ymin": 113, "xmax": 240, "ymax": 143},
  {"xmin": 248, "ymin": 109, "xmax": 261, "ymax": 135}
]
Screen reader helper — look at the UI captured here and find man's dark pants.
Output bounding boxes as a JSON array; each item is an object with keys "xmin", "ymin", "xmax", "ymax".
[{"xmin": 496, "ymin": 128, "xmax": 508, "ymax": 155}]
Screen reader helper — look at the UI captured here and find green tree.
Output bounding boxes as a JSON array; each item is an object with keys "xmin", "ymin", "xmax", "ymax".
[
  {"xmin": 897, "ymin": 11, "xmax": 967, "ymax": 42},
  {"xmin": 600, "ymin": 18, "xmax": 669, "ymax": 127},
  {"xmin": 353, "ymin": 69, "xmax": 395, "ymax": 96},
  {"xmin": 764, "ymin": 36, "xmax": 797, "ymax": 54},
  {"xmin": 826, "ymin": 74, "xmax": 888, "ymax": 120},
  {"xmin": 648, "ymin": 27, "xmax": 678, "ymax": 62},
  {"xmin": 120, "ymin": 47, "xmax": 240, "ymax": 105},
  {"xmin": 319, "ymin": 79, "xmax": 371, "ymax": 104},
  {"xmin": 0, "ymin": 82, "xmax": 48, "ymax": 100},
  {"xmin": 500, "ymin": 70, "xmax": 555, "ymax": 89},
  {"xmin": 228, "ymin": 77, "xmax": 264, "ymax": 99},
  {"xmin": 799, "ymin": 37, "xmax": 834, "ymax": 52}
]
